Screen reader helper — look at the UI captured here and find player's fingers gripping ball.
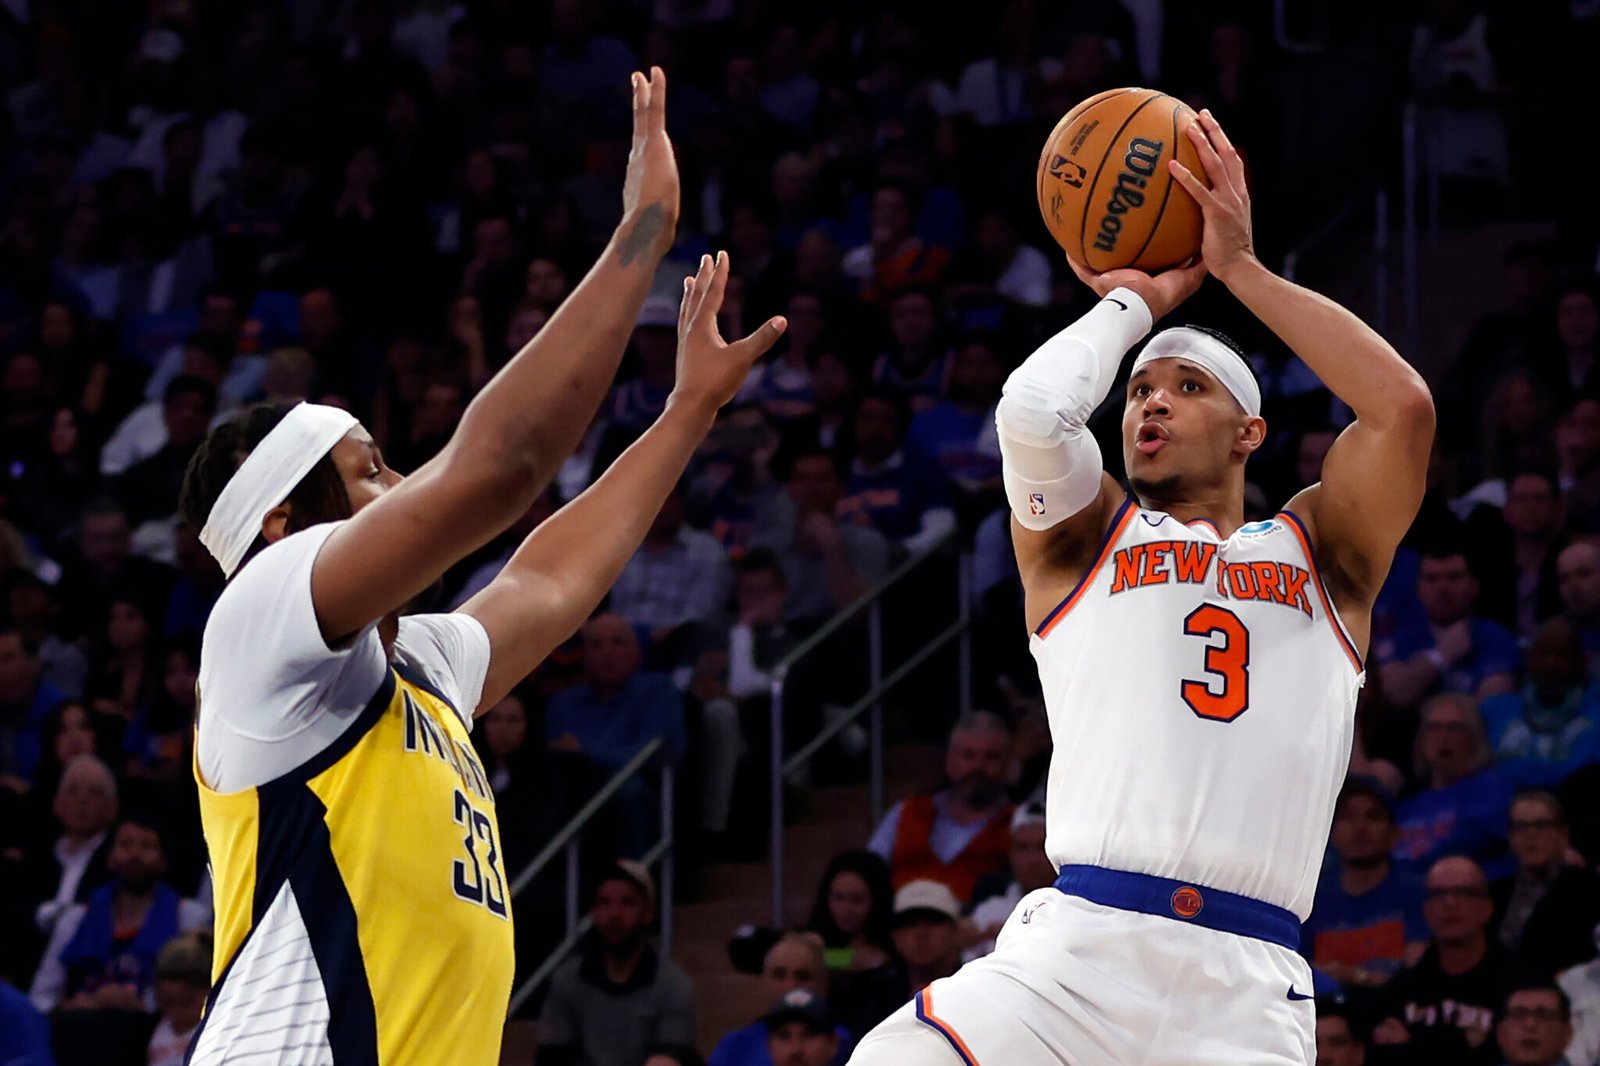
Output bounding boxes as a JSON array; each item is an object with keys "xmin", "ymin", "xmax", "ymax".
[{"xmin": 1036, "ymin": 88, "xmax": 1211, "ymax": 272}]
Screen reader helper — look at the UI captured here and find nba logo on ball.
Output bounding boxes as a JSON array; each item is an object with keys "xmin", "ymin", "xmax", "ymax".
[
  {"xmin": 1170, "ymin": 886, "xmax": 1204, "ymax": 919},
  {"xmin": 1029, "ymin": 494, "xmax": 1046, "ymax": 516}
]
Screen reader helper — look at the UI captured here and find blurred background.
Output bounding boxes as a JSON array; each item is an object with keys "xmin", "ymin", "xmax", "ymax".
[{"xmin": 1, "ymin": 1, "xmax": 1598, "ymax": 1064}]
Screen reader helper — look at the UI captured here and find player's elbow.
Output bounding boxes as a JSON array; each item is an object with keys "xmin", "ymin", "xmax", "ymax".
[
  {"xmin": 996, "ymin": 388, "xmax": 1066, "ymax": 449},
  {"xmin": 1394, "ymin": 379, "xmax": 1436, "ymax": 447}
]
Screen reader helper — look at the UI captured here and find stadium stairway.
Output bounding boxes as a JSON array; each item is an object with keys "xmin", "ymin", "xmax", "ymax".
[
  {"xmin": 496, "ymin": 740, "xmax": 943, "ymax": 1064},
  {"xmin": 673, "ymin": 741, "xmax": 944, "ymax": 1055}
]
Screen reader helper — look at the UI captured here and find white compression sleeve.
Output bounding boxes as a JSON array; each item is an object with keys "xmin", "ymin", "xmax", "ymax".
[{"xmin": 996, "ymin": 288, "xmax": 1153, "ymax": 530}]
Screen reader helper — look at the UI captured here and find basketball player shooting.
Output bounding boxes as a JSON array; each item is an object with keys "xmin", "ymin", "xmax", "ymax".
[
  {"xmin": 176, "ymin": 69, "xmax": 785, "ymax": 1065},
  {"xmin": 848, "ymin": 112, "xmax": 1434, "ymax": 1065}
]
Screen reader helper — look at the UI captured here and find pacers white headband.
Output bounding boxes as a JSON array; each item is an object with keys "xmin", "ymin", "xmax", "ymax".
[
  {"xmin": 199, "ymin": 403, "xmax": 358, "ymax": 577},
  {"xmin": 1131, "ymin": 327, "xmax": 1261, "ymax": 417}
]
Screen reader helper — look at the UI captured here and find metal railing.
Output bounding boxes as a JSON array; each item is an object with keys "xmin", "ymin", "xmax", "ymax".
[
  {"xmin": 767, "ymin": 530, "xmax": 972, "ymax": 924},
  {"xmin": 1281, "ymin": 179, "xmax": 1389, "ymax": 337},
  {"xmin": 506, "ymin": 739, "xmax": 674, "ymax": 1016}
]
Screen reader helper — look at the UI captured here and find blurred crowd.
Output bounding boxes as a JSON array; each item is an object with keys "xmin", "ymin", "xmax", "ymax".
[{"xmin": 2, "ymin": 0, "xmax": 1600, "ymax": 1064}]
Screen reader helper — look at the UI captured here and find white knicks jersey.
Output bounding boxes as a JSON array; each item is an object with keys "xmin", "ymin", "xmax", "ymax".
[{"xmin": 1032, "ymin": 496, "xmax": 1365, "ymax": 920}]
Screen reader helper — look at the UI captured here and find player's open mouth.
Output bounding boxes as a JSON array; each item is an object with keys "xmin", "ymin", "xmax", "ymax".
[{"xmin": 1136, "ymin": 423, "xmax": 1168, "ymax": 455}]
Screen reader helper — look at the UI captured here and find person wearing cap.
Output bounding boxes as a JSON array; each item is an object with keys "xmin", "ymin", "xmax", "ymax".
[
  {"xmin": 1300, "ymin": 776, "xmax": 1427, "ymax": 993},
  {"xmin": 539, "ymin": 861, "xmax": 695, "ymax": 1066},
  {"xmin": 960, "ymin": 800, "xmax": 1054, "ymax": 963},
  {"xmin": 764, "ymin": 988, "xmax": 843, "ymax": 1066},
  {"xmin": 708, "ymin": 933, "xmax": 852, "ymax": 1066},
  {"xmin": 173, "ymin": 72, "xmax": 788, "ymax": 1066},
  {"xmin": 890, "ymin": 880, "xmax": 963, "ymax": 997},
  {"xmin": 612, "ymin": 293, "xmax": 685, "ymax": 433},
  {"xmin": 850, "ymin": 112, "xmax": 1434, "ymax": 1066}
]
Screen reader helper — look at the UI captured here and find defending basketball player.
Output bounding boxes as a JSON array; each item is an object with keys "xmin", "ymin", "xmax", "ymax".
[
  {"xmin": 177, "ymin": 69, "xmax": 786, "ymax": 1065},
  {"xmin": 848, "ymin": 112, "xmax": 1434, "ymax": 1065}
]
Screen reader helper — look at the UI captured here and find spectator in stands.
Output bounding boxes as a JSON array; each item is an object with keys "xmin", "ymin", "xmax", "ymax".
[
  {"xmin": 30, "ymin": 813, "xmax": 207, "ymax": 1013},
  {"xmin": 4, "ymin": 572, "xmax": 88, "ymax": 698},
  {"xmin": 1557, "ymin": 542, "xmax": 1600, "ymax": 679},
  {"xmin": 114, "ymin": 374, "xmax": 218, "ymax": 528},
  {"xmin": 1562, "ymin": 949, "xmax": 1600, "ymax": 1066},
  {"xmin": 1556, "ymin": 396, "xmax": 1600, "ymax": 534},
  {"xmin": 1471, "ymin": 469, "xmax": 1569, "ymax": 638},
  {"xmin": 867, "ymin": 711, "xmax": 1014, "ymax": 903},
  {"xmin": 54, "ymin": 499, "xmax": 174, "ymax": 634},
  {"xmin": 1480, "ymin": 620, "xmax": 1600, "ymax": 789},
  {"xmin": 545, "ymin": 616, "xmax": 684, "ymax": 855},
  {"xmin": 753, "ymin": 448, "xmax": 891, "ymax": 624},
  {"xmin": 842, "ymin": 184, "xmax": 950, "ymax": 305},
  {"xmin": 907, "ymin": 335, "xmax": 1005, "ymax": 499},
  {"xmin": 646, "ymin": 1047, "xmax": 705, "ymax": 1066},
  {"xmin": 1493, "ymin": 792, "xmax": 1600, "ymax": 978},
  {"xmin": 25, "ymin": 755, "xmax": 116, "ymax": 935},
  {"xmin": 738, "ymin": 291, "xmax": 822, "ymax": 423},
  {"xmin": 609, "ymin": 481, "xmax": 733, "ymax": 652},
  {"xmin": 1380, "ymin": 546, "xmax": 1521, "ymax": 710},
  {"xmin": 961, "ymin": 800, "xmax": 1053, "ymax": 963},
  {"xmin": 1495, "ymin": 982, "xmax": 1577, "ymax": 1066},
  {"xmin": 838, "ymin": 389, "xmax": 956, "ymax": 554},
  {"xmin": 147, "ymin": 933, "xmax": 208, "ymax": 1066},
  {"xmin": 613, "ymin": 296, "xmax": 681, "ymax": 433},
  {"xmin": 890, "ymin": 879, "xmax": 962, "ymax": 996},
  {"xmin": 806, "ymin": 850, "xmax": 895, "ymax": 976},
  {"xmin": 1373, "ymin": 856, "xmax": 1538, "ymax": 1063},
  {"xmin": 1314, "ymin": 999, "xmax": 1369, "ymax": 1066},
  {"xmin": 1301, "ymin": 776, "xmax": 1427, "ymax": 990},
  {"xmin": 85, "ymin": 596, "xmax": 160, "ymax": 724},
  {"xmin": 538, "ymin": 861, "xmax": 694, "ymax": 1066},
  {"xmin": 762, "ymin": 988, "xmax": 843, "ymax": 1066},
  {"xmin": 708, "ymin": 934, "xmax": 850, "ymax": 1066},
  {"xmin": 0, "ymin": 625, "xmax": 70, "ymax": 784},
  {"xmin": 16, "ymin": 700, "xmax": 110, "ymax": 820},
  {"xmin": 1395, "ymin": 694, "xmax": 1515, "ymax": 877},
  {"xmin": 870, "ymin": 289, "xmax": 948, "ymax": 414},
  {"xmin": 0, "ymin": 980, "xmax": 52, "ymax": 1066}
]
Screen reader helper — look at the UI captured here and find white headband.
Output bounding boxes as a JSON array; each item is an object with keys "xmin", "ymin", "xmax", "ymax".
[
  {"xmin": 1131, "ymin": 327, "xmax": 1261, "ymax": 417},
  {"xmin": 199, "ymin": 403, "xmax": 358, "ymax": 577}
]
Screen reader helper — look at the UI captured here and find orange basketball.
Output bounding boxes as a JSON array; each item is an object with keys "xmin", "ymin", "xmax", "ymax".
[{"xmin": 1035, "ymin": 88, "xmax": 1208, "ymax": 273}]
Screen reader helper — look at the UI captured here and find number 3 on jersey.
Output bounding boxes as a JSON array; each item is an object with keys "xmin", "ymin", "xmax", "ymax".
[
  {"xmin": 1181, "ymin": 605, "xmax": 1250, "ymax": 722},
  {"xmin": 452, "ymin": 789, "xmax": 508, "ymax": 918}
]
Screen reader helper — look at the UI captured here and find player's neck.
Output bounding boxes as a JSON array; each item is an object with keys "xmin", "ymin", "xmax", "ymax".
[{"xmin": 1135, "ymin": 492, "xmax": 1244, "ymax": 537}]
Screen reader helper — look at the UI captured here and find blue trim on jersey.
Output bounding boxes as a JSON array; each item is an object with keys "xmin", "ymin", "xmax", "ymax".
[
  {"xmin": 1054, "ymin": 865, "xmax": 1300, "ymax": 950},
  {"xmin": 1276, "ymin": 509, "xmax": 1365, "ymax": 671},
  {"xmin": 1033, "ymin": 494, "xmax": 1136, "ymax": 636}
]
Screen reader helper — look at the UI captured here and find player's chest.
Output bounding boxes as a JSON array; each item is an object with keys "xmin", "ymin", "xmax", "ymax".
[{"xmin": 1096, "ymin": 523, "xmax": 1317, "ymax": 624}]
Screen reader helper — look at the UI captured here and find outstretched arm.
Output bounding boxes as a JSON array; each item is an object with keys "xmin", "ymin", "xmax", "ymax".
[
  {"xmin": 1170, "ymin": 111, "xmax": 1434, "ymax": 651},
  {"xmin": 462, "ymin": 252, "xmax": 786, "ymax": 709},
  {"xmin": 309, "ymin": 69, "xmax": 680, "ymax": 642}
]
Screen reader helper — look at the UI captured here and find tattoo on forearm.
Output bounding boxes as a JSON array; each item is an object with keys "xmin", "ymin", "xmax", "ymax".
[{"xmin": 616, "ymin": 204, "xmax": 665, "ymax": 266}]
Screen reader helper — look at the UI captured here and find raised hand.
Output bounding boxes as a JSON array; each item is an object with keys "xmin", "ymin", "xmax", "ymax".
[
  {"xmin": 672, "ymin": 252, "xmax": 787, "ymax": 412},
  {"xmin": 1064, "ymin": 254, "xmax": 1206, "ymax": 324},
  {"xmin": 617, "ymin": 67, "xmax": 679, "ymax": 265},
  {"xmin": 1167, "ymin": 109, "xmax": 1256, "ymax": 284}
]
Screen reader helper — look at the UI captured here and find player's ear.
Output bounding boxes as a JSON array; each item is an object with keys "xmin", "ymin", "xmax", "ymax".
[
  {"xmin": 1236, "ymin": 415, "xmax": 1267, "ymax": 456},
  {"xmin": 261, "ymin": 503, "xmax": 293, "ymax": 545}
]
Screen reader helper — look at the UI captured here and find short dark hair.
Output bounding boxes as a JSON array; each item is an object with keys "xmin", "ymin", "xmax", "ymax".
[
  {"xmin": 1335, "ymin": 775, "xmax": 1397, "ymax": 824},
  {"xmin": 1510, "ymin": 789, "xmax": 1566, "ymax": 824},
  {"xmin": 1314, "ymin": 998, "xmax": 1365, "ymax": 1039},
  {"xmin": 114, "ymin": 811, "xmax": 169, "ymax": 855},
  {"xmin": 179, "ymin": 402, "xmax": 352, "ymax": 574},
  {"xmin": 1501, "ymin": 980, "xmax": 1571, "ymax": 1023},
  {"xmin": 164, "ymin": 373, "xmax": 218, "ymax": 413},
  {"xmin": 780, "ymin": 446, "xmax": 845, "ymax": 483},
  {"xmin": 735, "ymin": 546, "xmax": 787, "ymax": 584}
]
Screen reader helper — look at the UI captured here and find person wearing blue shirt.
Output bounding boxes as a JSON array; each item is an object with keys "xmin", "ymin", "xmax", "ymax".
[
  {"xmin": 0, "ymin": 981, "xmax": 54, "ymax": 1066},
  {"xmin": 1394, "ymin": 694, "xmax": 1515, "ymax": 880},
  {"xmin": 907, "ymin": 337, "xmax": 1004, "ymax": 492},
  {"xmin": 1480, "ymin": 618, "xmax": 1600, "ymax": 789},
  {"xmin": 1557, "ymin": 541, "xmax": 1600, "ymax": 683},
  {"xmin": 707, "ymin": 935, "xmax": 852, "ymax": 1066},
  {"xmin": 1302, "ymin": 777, "xmax": 1428, "ymax": 990},
  {"xmin": 545, "ymin": 613, "xmax": 686, "ymax": 769},
  {"xmin": 1380, "ymin": 547, "xmax": 1521, "ymax": 711},
  {"xmin": 0, "ymin": 626, "xmax": 69, "ymax": 784},
  {"xmin": 838, "ymin": 389, "xmax": 955, "ymax": 553}
]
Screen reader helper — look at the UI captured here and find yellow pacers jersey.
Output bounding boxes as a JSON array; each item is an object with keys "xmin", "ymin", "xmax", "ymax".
[{"xmin": 189, "ymin": 666, "xmax": 515, "ymax": 1066}]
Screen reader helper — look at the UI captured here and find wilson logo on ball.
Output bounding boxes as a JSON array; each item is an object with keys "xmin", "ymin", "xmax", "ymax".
[{"xmin": 1092, "ymin": 137, "xmax": 1165, "ymax": 254}]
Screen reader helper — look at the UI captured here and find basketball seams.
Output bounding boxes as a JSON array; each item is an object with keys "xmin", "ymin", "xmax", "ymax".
[
  {"xmin": 1127, "ymin": 98, "xmax": 1182, "ymax": 271},
  {"xmin": 1076, "ymin": 90, "xmax": 1166, "ymax": 270}
]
